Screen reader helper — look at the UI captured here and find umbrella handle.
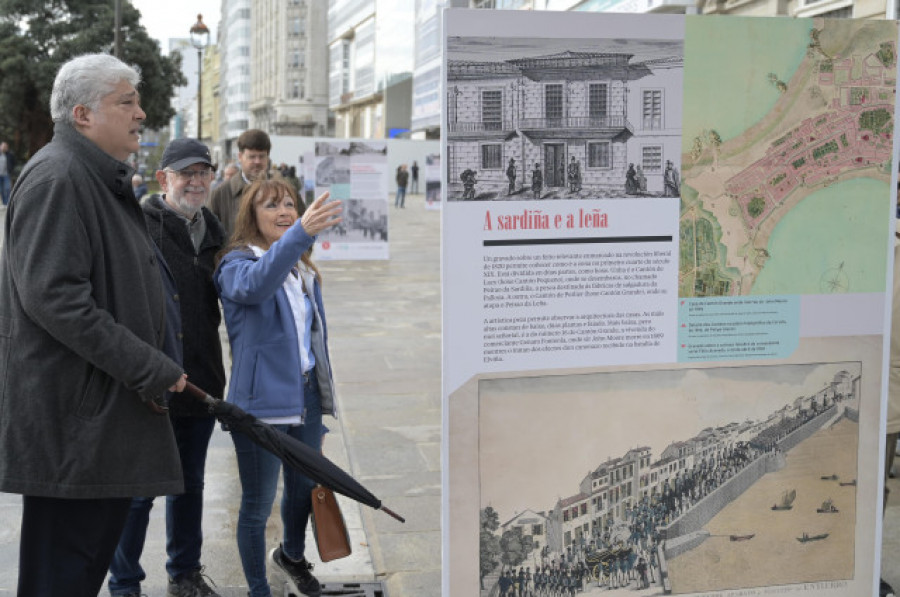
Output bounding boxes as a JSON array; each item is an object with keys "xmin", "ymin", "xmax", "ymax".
[
  {"xmin": 183, "ymin": 381, "xmax": 220, "ymax": 407},
  {"xmin": 380, "ymin": 505, "xmax": 405, "ymax": 523}
]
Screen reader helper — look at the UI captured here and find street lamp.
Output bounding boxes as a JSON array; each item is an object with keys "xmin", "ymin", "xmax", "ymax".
[{"xmin": 190, "ymin": 14, "xmax": 210, "ymax": 140}]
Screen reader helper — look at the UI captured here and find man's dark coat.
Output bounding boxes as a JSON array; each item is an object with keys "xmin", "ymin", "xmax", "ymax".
[
  {"xmin": 0, "ymin": 123, "xmax": 185, "ymax": 499},
  {"xmin": 142, "ymin": 193, "xmax": 227, "ymax": 416}
]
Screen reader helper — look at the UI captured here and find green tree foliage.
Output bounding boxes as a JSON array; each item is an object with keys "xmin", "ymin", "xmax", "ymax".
[
  {"xmin": 877, "ymin": 42, "xmax": 895, "ymax": 68},
  {"xmin": 704, "ymin": 129, "xmax": 722, "ymax": 171},
  {"xmin": 480, "ymin": 507, "xmax": 502, "ymax": 589},
  {"xmin": 690, "ymin": 136, "xmax": 703, "ymax": 163},
  {"xmin": 747, "ymin": 197, "xmax": 766, "ymax": 219},
  {"xmin": 859, "ymin": 108, "xmax": 893, "ymax": 135},
  {"xmin": 0, "ymin": 0, "xmax": 185, "ymax": 159},
  {"xmin": 500, "ymin": 526, "xmax": 534, "ymax": 568}
]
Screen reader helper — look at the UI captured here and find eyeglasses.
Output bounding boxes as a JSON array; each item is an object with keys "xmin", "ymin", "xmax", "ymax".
[{"xmin": 168, "ymin": 168, "xmax": 213, "ymax": 181}]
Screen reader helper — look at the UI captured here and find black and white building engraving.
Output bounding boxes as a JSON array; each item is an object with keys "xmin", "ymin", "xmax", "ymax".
[{"xmin": 446, "ymin": 37, "xmax": 684, "ymax": 201}]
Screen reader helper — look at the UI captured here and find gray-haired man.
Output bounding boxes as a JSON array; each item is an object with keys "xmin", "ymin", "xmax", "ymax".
[{"xmin": 0, "ymin": 53, "xmax": 186, "ymax": 596}]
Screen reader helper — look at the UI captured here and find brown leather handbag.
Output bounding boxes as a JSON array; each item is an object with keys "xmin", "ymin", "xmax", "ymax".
[{"xmin": 310, "ymin": 485, "xmax": 352, "ymax": 561}]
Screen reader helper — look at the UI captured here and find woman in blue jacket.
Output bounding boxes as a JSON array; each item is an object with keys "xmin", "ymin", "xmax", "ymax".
[{"xmin": 215, "ymin": 179, "xmax": 342, "ymax": 597}]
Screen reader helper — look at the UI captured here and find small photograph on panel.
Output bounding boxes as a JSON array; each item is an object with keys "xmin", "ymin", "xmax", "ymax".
[
  {"xmin": 315, "ymin": 154, "xmax": 351, "ymax": 186},
  {"xmin": 317, "ymin": 198, "xmax": 388, "ymax": 244},
  {"xmin": 478, "ymin": 361, "xmax": 861, "ymax": 595},
  {"xmin": 445, "ymin": 36, "xmax": 683, "ymax": 201},
  {"xmin": 346, "ymin": 141, "xmax": 388, "ymax": 156}
]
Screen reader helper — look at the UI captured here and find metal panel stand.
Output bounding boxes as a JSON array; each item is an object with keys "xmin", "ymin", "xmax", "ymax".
[{"xmin": 281, "ymin": 580, "xmax": 388, "ymax": 597}]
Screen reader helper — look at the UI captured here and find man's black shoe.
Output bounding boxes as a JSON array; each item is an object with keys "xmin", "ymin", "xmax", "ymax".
[{"xmin": 166, "ymin": 568, "xmax": 220, "ymax": 597}]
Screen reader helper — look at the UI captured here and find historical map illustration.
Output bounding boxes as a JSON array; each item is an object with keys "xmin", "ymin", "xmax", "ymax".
[
  {"xmin": 478, "ymin": 361, "xmax": 861, "ymax": 595},
  {"xmin": 679, "ymin": 17, "xmax": 898, "ymax": 297}
]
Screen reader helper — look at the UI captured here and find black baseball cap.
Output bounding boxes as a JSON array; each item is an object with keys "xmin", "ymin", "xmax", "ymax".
[{"xmin": 160, "ymin": 138, "xmax": 213, "ymax": 171}]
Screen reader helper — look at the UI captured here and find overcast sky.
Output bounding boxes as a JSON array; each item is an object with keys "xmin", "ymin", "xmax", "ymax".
[{"xmin": 130, "ymin": 0, "xmax": 221, "ymax": 50}]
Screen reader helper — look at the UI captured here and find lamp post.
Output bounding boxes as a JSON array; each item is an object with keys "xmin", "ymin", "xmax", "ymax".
[{"xmin": 190, "ymin": 14, "xmax": 210, "ymax": 140}]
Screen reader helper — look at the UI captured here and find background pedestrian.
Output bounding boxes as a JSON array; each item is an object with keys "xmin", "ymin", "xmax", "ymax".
[{"xmin": 108, "ymin": 138, "xmax": 226, "ymax": 597}]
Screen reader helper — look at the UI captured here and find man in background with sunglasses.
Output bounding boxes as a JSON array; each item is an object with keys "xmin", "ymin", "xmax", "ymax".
[{"xmin": 107, "ymin": 138, "xmax": 227, "ymax": 597}]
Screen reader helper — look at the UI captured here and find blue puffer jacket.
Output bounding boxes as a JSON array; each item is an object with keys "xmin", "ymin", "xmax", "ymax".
[{"xmin": 214, "ymin": 221, "xmax": 336, "ymax": 422}]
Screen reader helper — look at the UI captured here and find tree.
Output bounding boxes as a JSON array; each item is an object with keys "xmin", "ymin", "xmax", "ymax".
[
  {"xmin": 0, "ymin": 0, "xmax": 185, "ymax": 159},
  {"xmin": 500, "ymin": 526, "xmax": 535, "ymax": 569},
  {"xmin": 704, "ymin": 129, "xmax": 722, "ymax": 171},
  {"xmin": 690, "ymin": 136, "xmax": 703, "ymax": 163},
  {"xmin": 747, "ymin": 197, "xmax": 766, "ymax": 219},
  {"xmin": 480, "ymin": 507, "xmax": 502, "ymax": 590}
]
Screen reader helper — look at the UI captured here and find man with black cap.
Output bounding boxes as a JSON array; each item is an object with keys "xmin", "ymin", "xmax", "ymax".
[{"xmin": 107, "ymin": 138, "xmax": 227, "ymax": 597}]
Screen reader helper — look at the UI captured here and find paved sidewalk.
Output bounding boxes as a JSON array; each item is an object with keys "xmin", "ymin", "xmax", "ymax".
[
  {"xmin": 0, "ymin": 196, "xmax": 441, "ymax": 596},
  {"xmin": 318, "ymin": 195, "xmax": 442, "ymax": 597}
]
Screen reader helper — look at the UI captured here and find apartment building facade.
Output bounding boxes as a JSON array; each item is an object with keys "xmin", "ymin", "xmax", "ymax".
[
  {"xmin": 250, "ymin": 0, "xmax": 331, "ymax": 137},
  {"xmin": 220, "ymin": 0, "xmax": 252, "ymax": 153},
  {"xmin": 327, "ymin": 0, "xmax": 416, "ymax": 138}
]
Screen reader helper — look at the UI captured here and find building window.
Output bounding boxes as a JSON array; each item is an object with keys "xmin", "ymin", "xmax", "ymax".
[
  {"xmin": 481, "ymin": 90, "xmax": 502, "ymax": 131},
  {"xmin": 545, "ymin": 84, "xmax": 563, "ymax": 123},
  {"xmin": 563, "ymin": 510, "xmax": 569, "ymax": 522},
  {"xmin": 580, "ymin": 504, "xmax": 587, "ymax": 515},
  {"xmin": 481, "ymin": 144, "xmax": 502, "ymax": 169},
  {"xmin": 533, "ymin": 524, "xmax": 543, "ymax": 536},
  {"xmin": 291, "ymin": 80, "xmax": 300, "ymax": 98},
  {"xmin": 588, "ymin": 139, "xmax": 611, "ymax": 166},
  {"xmin": 642, "ymin": 145, "xmax": 662, "ymax": 173},
  {"xmin": 589, "ymin": 83, "xmax": 608, "ymax": 120},
  {"xmin": 342, "ymin": 41, "xmax": 351, "ymax": 95},
  {"xmin": 642, "ymin": 89, "xmax": 662, "ymax": 130}
]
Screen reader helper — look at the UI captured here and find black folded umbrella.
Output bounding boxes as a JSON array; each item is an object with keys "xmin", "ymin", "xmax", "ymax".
[{"xmin": 184, "ymin": 382, "xmax": 404, "ymax": 523}]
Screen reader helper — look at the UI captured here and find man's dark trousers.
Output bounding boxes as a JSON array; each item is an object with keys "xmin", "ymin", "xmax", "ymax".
[
  {"xmin": 18, "ymin": 495, "xmax": 132, "ymax": 596},
  {"xmin": 107, "ymin": 415, "xmax": 216, "ymax": 593}
]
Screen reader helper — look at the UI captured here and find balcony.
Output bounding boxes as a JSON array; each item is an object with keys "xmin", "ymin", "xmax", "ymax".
[
  {"xmin": 519, "ymin": 116, "xmax": 634, "ymax": 140},
  {"xmin": 448, "ymin": 116, "xmax": 634, "ymax": 140},
  {"xmin": 447, "ymin": 120, "xmax": 515, "ymax": 139}
]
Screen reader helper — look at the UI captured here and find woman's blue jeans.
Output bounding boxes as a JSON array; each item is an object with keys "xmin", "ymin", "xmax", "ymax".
[{"xmin": 231, "ymin": 380, "xmax": 323, "ymax": 597}]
